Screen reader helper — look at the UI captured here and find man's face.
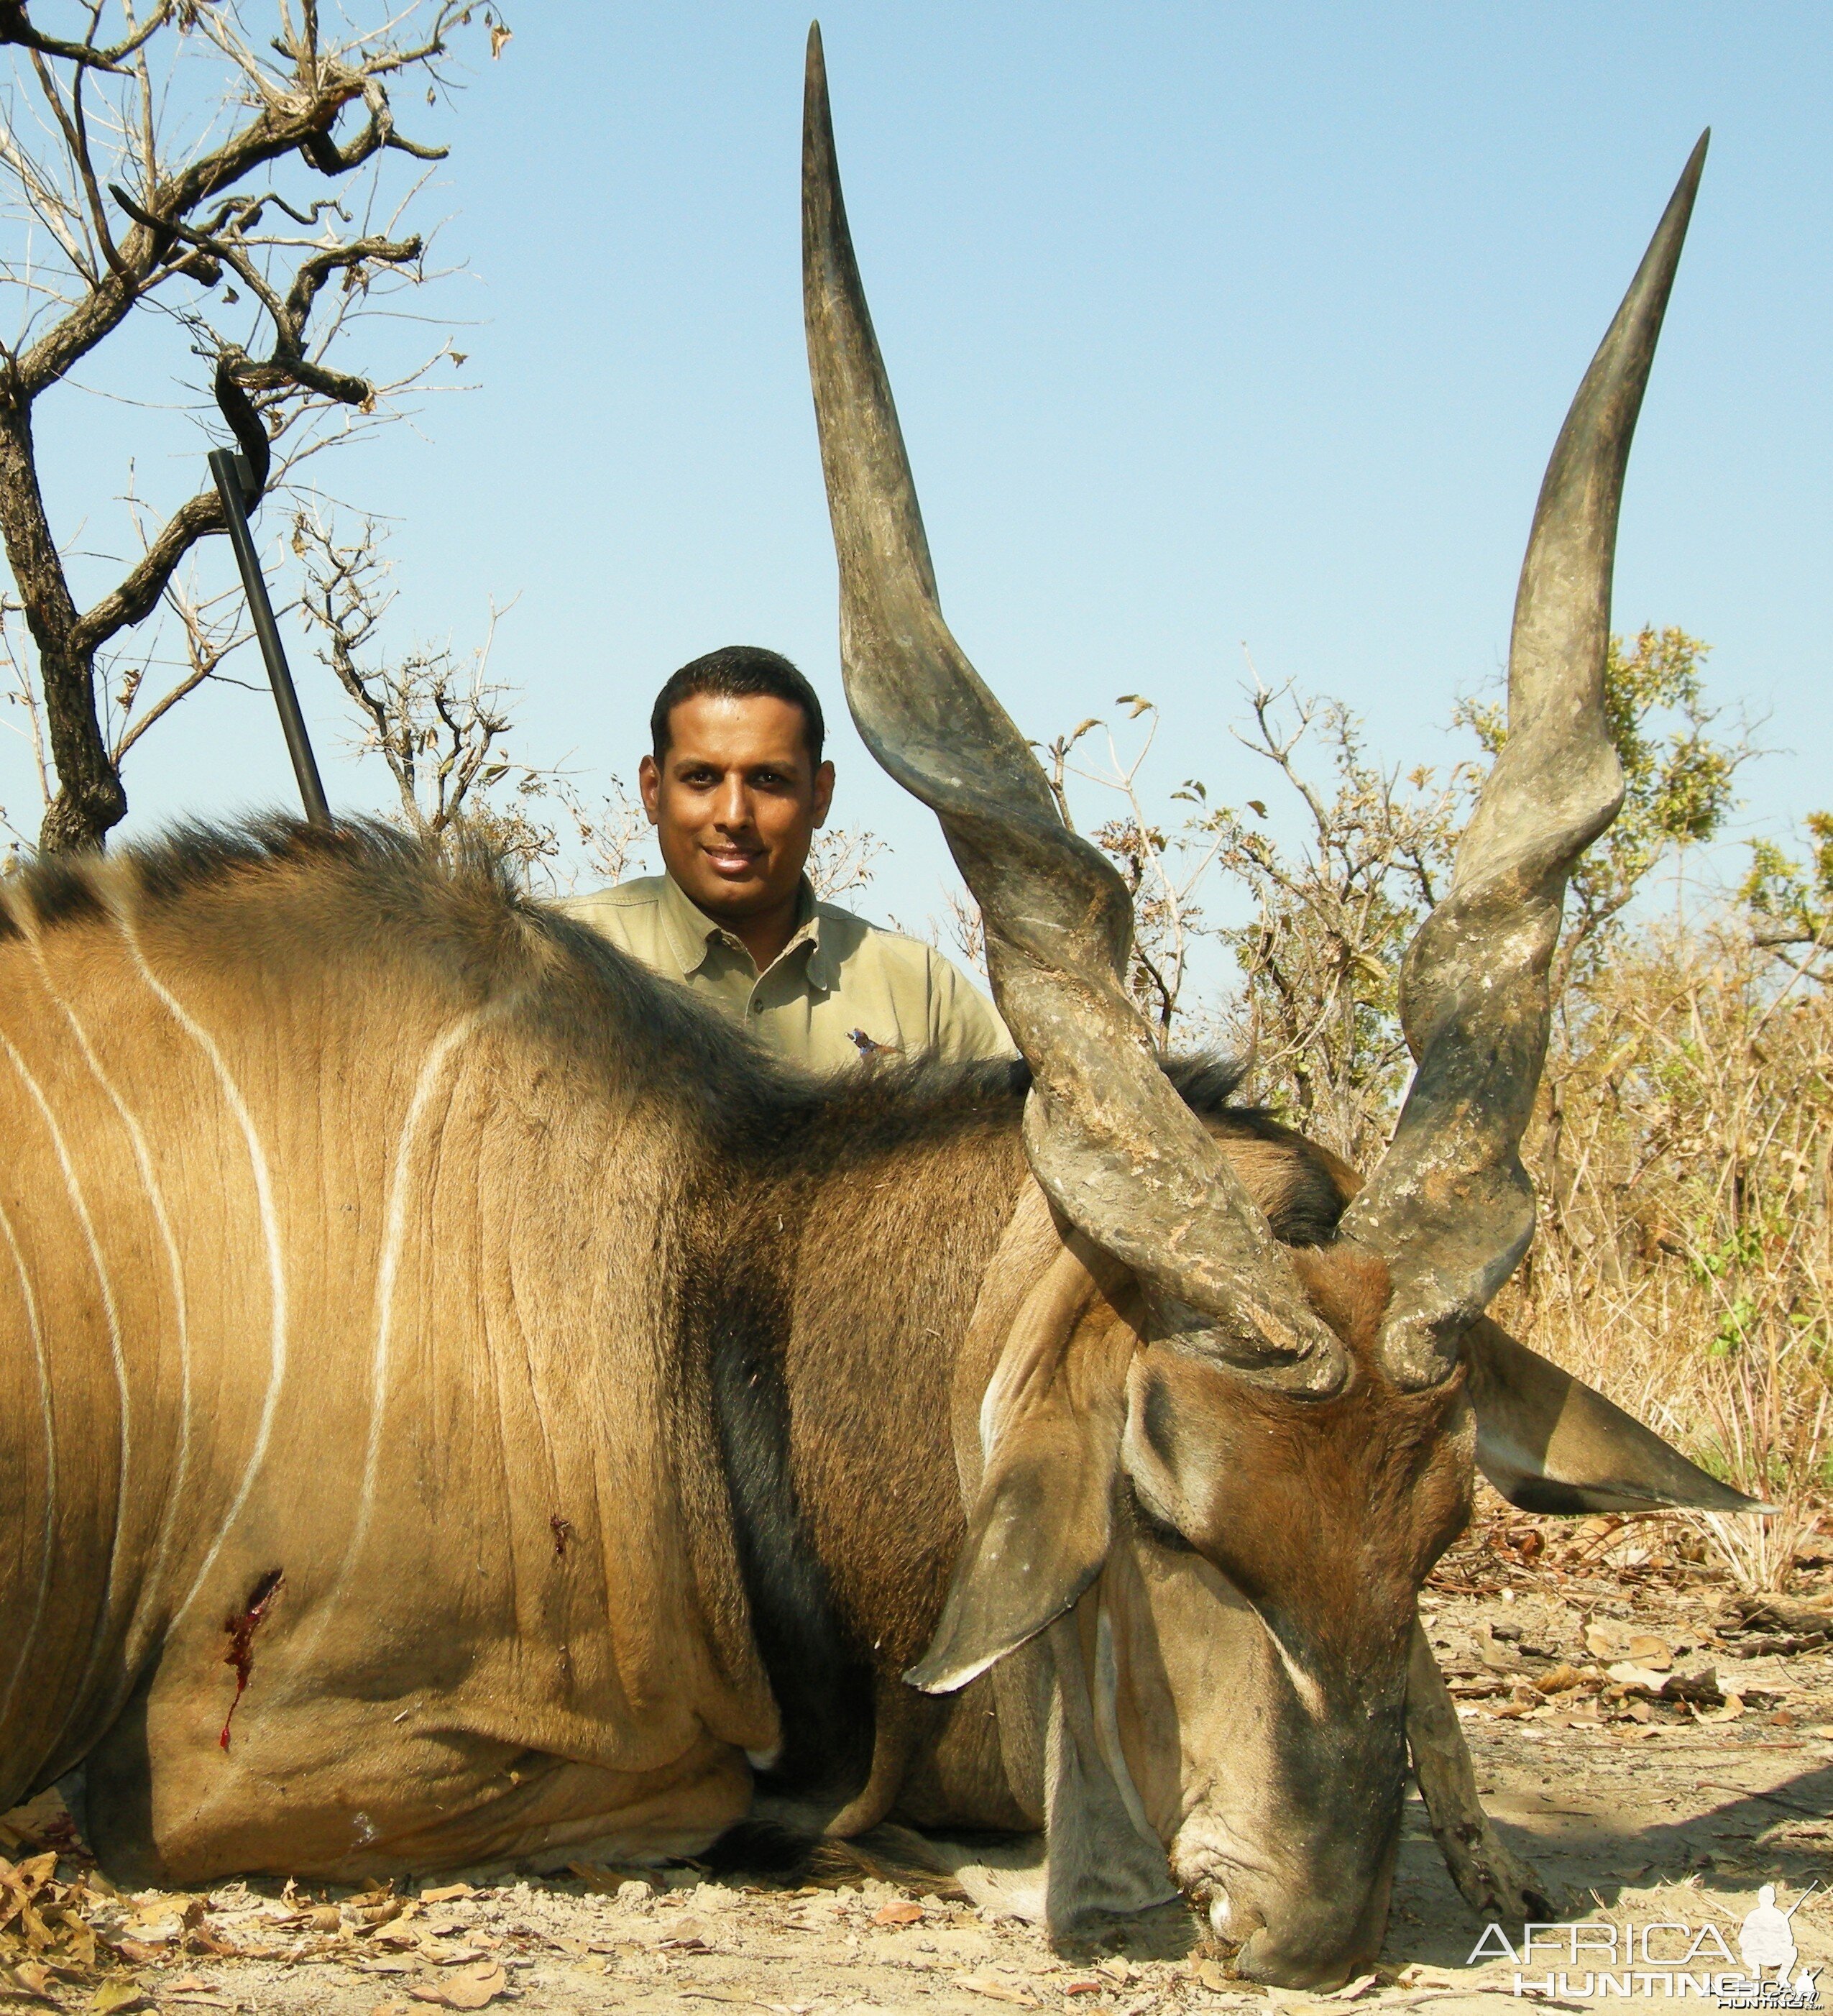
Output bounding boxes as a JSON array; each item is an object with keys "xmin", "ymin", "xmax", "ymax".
[{"xmin": 640, "ymin": 692, "xmax": 835, "ymax": 923}]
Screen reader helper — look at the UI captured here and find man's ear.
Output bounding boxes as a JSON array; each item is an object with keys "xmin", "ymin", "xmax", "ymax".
[
  {"xmin": 908, "ymin": 1247, "xmax": 1134, "ymax": 1693},
  {"xmin": 812, "ymin": 757, "xmax": 835, "ymax": 830},
  {"xmin": 638, "ymin": 751, "xmax": 662, "ymax": 825},
  {"xmin": 1464, "ymin": 1315, "xmax": 1772, "ymax": 1514}
]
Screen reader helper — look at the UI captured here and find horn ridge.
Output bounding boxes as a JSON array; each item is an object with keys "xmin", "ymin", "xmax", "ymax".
[
  {"xmin": 1342, "ymin": 134, "xmax": 1708, "ymax": 1388},
  {"xmin": 801, "ymin": 23, "xmax": 1346, "ymax": 1391}
]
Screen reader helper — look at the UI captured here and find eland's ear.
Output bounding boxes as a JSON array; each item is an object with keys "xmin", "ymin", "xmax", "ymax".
[
  {"xmin": 1464, "ymin": 1316, "xmax": 1771, "ymax": 1514},
  {"xmin": 908, "ymin": 1248, "xmax": 1135, "ymax": 1693}
]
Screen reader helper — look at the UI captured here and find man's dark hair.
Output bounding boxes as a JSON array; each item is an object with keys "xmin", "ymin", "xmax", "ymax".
[{"xmin": 650, "ymin": 646, "xmax": 826, "ymax": 766}]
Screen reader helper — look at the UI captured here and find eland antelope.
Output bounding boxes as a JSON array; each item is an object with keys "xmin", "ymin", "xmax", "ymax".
[{"xmin": 0, "ymin": 35, "xmax": 1752, "ymax": 1994}]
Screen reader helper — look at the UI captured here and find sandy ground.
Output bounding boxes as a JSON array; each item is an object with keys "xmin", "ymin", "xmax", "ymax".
[{"xmin": 7, "ymin": 1514, "xmax": 1833, "ymax": 2016}]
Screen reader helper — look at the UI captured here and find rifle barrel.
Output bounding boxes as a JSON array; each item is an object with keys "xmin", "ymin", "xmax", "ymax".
[{"xmin": 208, "ymin": 449, "xmax": 332, "ymax": 830}]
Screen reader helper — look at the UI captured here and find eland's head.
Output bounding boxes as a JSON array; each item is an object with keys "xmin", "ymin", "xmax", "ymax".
[{"xmin": 801, "ymin": 27, "xmax": 1747, "ymax": 1988}]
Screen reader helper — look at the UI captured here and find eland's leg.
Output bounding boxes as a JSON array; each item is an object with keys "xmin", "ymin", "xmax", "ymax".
[{"xmin": 1406, "ymin": 1622, "xmax": 1559, "ymax": 1923}]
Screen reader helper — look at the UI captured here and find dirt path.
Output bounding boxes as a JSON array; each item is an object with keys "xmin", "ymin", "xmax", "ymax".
[{"xmin": 8, "ymin": 1518, "xmax": 1832, "ymax": 2016}]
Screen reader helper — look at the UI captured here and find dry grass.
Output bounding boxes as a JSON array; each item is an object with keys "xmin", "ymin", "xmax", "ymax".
[{"xmin": 1493, "ymin": 922, "xmax": 1833, "ymax": 1590}]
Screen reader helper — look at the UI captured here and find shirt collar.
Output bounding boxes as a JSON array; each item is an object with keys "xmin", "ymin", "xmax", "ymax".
[{"xmin": 659, "ymin": 871, "xmax": 826, "ymax": 981}]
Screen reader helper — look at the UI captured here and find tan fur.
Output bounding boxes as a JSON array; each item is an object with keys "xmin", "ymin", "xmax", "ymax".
[
  {"xmin": 0, "ymin": 830, "xmax": 1681, "ymax": 1973},
  {"xmin": 0, "ymin": 835, "xmax": 776, "ymax": 1881},
  {"xmin": 888, "ymin": 1202, "xmax": 1472, "ymax": 1971}
]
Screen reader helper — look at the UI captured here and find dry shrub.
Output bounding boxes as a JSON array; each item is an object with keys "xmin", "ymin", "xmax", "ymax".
[
  {"xmin": 1494, "ymin": 922, "xmax": 1833, "ymax": 1589},
  {"xmin": 1031, "ymin": 646, "xmax": 1827, "ymax": 1589}
]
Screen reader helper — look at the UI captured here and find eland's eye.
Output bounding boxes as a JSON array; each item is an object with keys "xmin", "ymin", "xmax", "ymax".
[{"xmin": 1126, "ymin": 1482, "xmax": 1195, "ymax": 1554}]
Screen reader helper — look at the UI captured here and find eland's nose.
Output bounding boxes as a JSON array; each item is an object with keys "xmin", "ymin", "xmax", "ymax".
[
  {"xmin": 1228, "ymin": 1882, "xmax": 1389, "ymax": 1991},
  {"xmin": 1235, "ymin": 1915, "xmax": 1377, "ymax": 1989}
]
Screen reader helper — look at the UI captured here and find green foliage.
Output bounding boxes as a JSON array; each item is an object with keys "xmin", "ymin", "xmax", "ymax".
[
  {"xmin": 1456, "ymin": 626, "xmax": 1745, "ymax": 983},
  {"xmin": 1686, "ymin": 1224, "xmax": 1768, "ymax": 1356},
  {"xmin": 1742, "ymin": 811, "xmax": 1833, "ymax": 952}
]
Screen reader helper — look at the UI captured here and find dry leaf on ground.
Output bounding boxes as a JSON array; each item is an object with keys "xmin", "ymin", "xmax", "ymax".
[
  {"xmin": 872, "ymin": 1900, "xmax": 924, "ymax": 1925},
  {"xmin": 86, "ymin": 1980, "xmax": 151, "ymax": 2015},
  {"xmin": 108, "ymin": 1938, "xmax": 166, "ymax": 1966},
  {"xmin": 408, "ymin": 1963, "xmax": 507, "ymax": 2010},
  {"xmin": 1607, "ymin": 1661, "xmax": 1672, "ymax": 1689},
  {"xmin": 958, "ymin": 1978, "xmax": 1042, "ymax": 2007}
]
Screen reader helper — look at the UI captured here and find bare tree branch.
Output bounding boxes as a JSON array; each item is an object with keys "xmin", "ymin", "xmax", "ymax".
[
  {"xmin": 0, "ymin": 0, "xmax": 171, "ymax": 75},
  {"xmin": 0, "ymin": 1, "xmax": 506, "ymax": 849}
]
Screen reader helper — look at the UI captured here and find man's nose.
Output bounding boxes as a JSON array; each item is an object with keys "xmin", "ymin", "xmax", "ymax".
[{"xmin": 712, "ymin": 776, "xmax": 753, "ymax": 829}]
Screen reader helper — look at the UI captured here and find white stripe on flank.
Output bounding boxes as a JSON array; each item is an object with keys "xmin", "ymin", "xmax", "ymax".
[
  {"xmin": 0, "ymin": 1196, "xmax": 55, "ymax": 1731},
  {"xmin": 294, "ymin": 1003, "xmax": 490, "ymax": 1662},
  {"xmin": 116, "ymin": 915, "xmax": 289, "ymax": 1628},
  {"xmin": 32, "ymin": 950, "xmax": 193, "ymax": 1632},
  {"xmin": 360, "ymin": 1009, "xmax": 487, "ymax": 1548},
  {"xmin": 0, "ymin": 1029, "xmax": 131, "ymax": 1699}
]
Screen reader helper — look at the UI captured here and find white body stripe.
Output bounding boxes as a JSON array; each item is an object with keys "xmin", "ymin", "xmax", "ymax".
[
  {"xmin": 0, "ymin": 1027, "xmax": 131, "ymax": 1701},
  {"xmin": 295, "ymin": 1004, "xmax": 492, "ymax": 1663},
  {"xmin": 357, "ymin": 1009, "xmax": 488, "ymax": 1563},
  {"xmin": 116, "ymin": 917, "xmax": 290, "ymax": 1627},
  {"xmin": 33, "ymin": 952, "xmax": 193, "ymax": 1626},
  {"xmin": 0, "ymin": 1196, "xmax": 55, "ymax": 1728}
]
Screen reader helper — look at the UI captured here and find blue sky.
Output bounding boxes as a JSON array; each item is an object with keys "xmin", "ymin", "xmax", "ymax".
[{"xmin": 12, "ymin": 3, "xmax": 1831, "ymax": 957}]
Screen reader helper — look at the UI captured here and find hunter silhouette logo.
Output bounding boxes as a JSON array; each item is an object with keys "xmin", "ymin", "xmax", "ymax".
[{"xmin": 1737, "ymin": 1886, "xmax": 1820, "ymax": 2002}]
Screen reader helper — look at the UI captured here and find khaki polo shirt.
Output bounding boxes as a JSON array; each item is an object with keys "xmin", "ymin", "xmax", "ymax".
[{"xmin": 556, "ymin": 873, "xmax": 1013, "ymax": 1071}]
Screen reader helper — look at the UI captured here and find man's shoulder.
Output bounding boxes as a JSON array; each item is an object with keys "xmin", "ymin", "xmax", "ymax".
[
  {"xmin": 552, "ymin": 878, "xmax": 680, "ymax": 963},
  {"xmin": 809, "ymin": 899, "xmax": 945, "ymax": 973},
  {"xmin": 555, "ymin": 876, "xmax": 671, "ymax": 918}
]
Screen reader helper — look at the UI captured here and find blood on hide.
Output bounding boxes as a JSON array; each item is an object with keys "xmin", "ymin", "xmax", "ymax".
[{"xmin": 219, "ymin": 1568, "xmax": 284, "ymax": 1750}]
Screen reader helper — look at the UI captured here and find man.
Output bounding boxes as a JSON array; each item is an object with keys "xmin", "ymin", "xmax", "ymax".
[{"xmin": 559, "ymin": 646, "xmax": 1011, "ymax": 1069}]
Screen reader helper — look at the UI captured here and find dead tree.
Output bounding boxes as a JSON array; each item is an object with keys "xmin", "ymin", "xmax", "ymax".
[
  {"xmin": 293, "ymin": 508, "xmax": 653, "ymax": 891},
  {"xmin": 0, "ymin": 1, "xmax": 506, "ymax": 852}
]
